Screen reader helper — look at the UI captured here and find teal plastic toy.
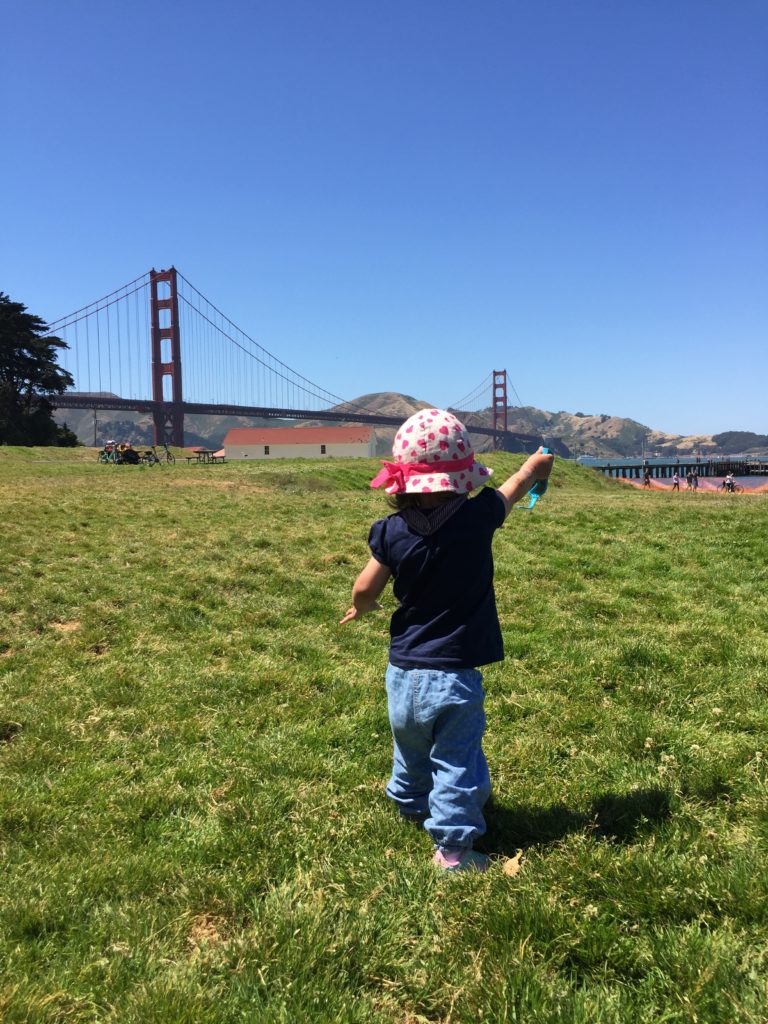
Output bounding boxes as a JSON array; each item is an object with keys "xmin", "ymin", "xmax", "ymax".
[{"xmin": 515, "ymin": 447, "xmax": 551, "ymax": 510}]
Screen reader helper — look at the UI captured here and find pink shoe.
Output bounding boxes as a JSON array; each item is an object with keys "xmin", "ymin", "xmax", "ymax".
[{"xmin": 433, "ymin": 848, "xmax": 489, "ymax": 872}]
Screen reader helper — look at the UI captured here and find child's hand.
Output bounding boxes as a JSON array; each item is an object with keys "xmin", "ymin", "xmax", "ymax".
[
  {"xmin": 340, "ymin": 558, "xmax": 392, "ymax": 624},
  {"xmin": 525, "ymin": 447, "xmax": 554, "ymax": 481},
  {"xmin": 497, "ymin": 447, "xmax": 555, "ymax": 517},
  {"xmin": 340, "ymin": 601, "xmax": 382, "ymax": 625}
]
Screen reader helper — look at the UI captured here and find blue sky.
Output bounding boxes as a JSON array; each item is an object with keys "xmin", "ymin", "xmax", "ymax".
[{"xmin": 3, "ymin": 0, "xmax": 766, "ymax": 436}]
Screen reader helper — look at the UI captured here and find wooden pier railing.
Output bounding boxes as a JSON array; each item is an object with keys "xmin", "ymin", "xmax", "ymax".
[{"xmin": 583, "ymin": 459, "xmax": 768, "ymax": 480}]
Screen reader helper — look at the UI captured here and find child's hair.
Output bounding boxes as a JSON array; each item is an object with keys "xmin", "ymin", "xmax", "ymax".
[{"xmin": 386, "ymin": 492, "xmax": 460, "ymax": 511}]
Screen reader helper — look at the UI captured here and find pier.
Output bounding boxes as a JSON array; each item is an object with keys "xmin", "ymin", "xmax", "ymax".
[{"xmin": 579, "ymin": 457, "xmax": 768, "ymax": 480}]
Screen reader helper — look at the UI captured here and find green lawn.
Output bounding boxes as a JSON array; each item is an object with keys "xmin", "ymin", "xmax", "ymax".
[{"xmin": 1, "ymin": 448, "xmax": 766, "ymax": 1023}]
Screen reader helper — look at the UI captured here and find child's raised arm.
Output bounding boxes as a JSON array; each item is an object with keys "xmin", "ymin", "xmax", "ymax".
[
  {"xmin": 496, "ymin": 448, "xmax": 554, "ymax": 518},
  {"xmin": 340, "ymin": 556, "xmax": 392, "ymax": 624}
]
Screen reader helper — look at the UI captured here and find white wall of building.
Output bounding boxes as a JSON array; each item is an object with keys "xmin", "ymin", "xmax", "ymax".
[{"xmin": 227, "ymin": 441, "xmax": 373, "ymax": 460}]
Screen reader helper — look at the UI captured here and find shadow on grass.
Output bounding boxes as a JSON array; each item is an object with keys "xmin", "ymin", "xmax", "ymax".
[
  {"xmin": 480, "ymin": 787, "xmax": 673, "ymax": 856},
  {"xmin": 0, "ymin": 721, "xmax": 23, "ymax": 744}
]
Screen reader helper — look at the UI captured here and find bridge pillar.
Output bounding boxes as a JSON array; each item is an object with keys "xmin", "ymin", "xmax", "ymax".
[
  {"xmin": 492, "ymin": 370, "xmax": 508, "ymax": 450},
  {"xmin": 150, "ymin": 267, "xmax": 184, "ymax": 447}
]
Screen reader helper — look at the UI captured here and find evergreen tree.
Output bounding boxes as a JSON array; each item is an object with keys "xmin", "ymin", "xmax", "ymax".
[
  {"xmin": 57, "ymin": 422, "xmax": 82, "ymax": 447},
  {"xmin": 0, "ymin": 292, "xmax": 78, "ymax": 445}
]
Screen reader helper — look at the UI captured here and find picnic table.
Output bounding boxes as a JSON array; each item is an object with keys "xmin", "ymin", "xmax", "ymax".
[{"xmin": 186, "ymin": 449, "xmax": 227, "ymax": 464}]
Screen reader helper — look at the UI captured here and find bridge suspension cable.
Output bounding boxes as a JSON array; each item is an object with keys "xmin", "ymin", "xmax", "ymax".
[
  {"xmin": 176, "ymin": 272, "xmax": 353, "ymax": 411},
  {"xmin": 45, "ymin": 272, "xmax": 151, "ymax": 332},
  {"xmin": 175, "ymin": 271, "xmax": 404, "ymax": 419},
  {"xmin": 44, "ymin": 273, "xmax": 153, "ymax": 401},
  {"xmin": 449, "ymin": 372, "xmax": 494, "ymax": 415},
  {"xmin": 506, "ymin": 374, "xmax": 523, "ymax": 408}
]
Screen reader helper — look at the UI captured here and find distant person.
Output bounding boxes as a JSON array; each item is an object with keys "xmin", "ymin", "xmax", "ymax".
[
  {"xmin": 340, "ymin": 408, "xmax": 553, "ymax": 872},
  {"xmin": 692, "ymin": 470, "xmax": 699, "ymax": 491},
  {"xmin": 672, "ymin": 472, "xmax": 680, "ymax": 491},
  {"xmin": 643, "ymin": 468, "xmax": 652, "ymax": 488},
  {"xmin": 686, "ymin": 471, "xmax": 694, "ymax": 490},
  {"xmin": 724, "ymin": 472, "xmax": 736, "ymax": 493}
]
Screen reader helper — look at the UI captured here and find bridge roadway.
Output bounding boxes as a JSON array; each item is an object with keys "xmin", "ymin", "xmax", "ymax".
[{"xmin": 54, "ymin": 394, "xmax": 545, "ymax": 451}]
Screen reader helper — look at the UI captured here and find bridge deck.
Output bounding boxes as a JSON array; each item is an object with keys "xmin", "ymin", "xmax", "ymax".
[{"xmin": 54, "ymin": 395, "xmax": 545, "ymax": 451}]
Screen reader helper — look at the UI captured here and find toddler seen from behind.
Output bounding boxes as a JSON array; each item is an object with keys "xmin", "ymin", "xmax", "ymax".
[{"xmin": 341, "ymin": 409, "xmax": 553, "ymax": 872}]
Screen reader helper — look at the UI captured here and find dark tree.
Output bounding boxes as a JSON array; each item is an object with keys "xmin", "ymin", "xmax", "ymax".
[
  {"xmin": 0, "ymin": 292, "xmax": 78, "ymax": 445},
  {"xmin": 56, "ymin": 422, "xmax": 82, "ymax": 447}
]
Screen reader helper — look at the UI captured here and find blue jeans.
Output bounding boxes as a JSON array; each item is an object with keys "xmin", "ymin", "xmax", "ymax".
[{"xmin": 385, "ymin": 663, "xmax": 491, "ymax": 852}]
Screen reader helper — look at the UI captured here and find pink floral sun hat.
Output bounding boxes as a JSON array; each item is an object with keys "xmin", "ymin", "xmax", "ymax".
[{"xmin": 370, "ymin": 408, "xmax": 493, "ymax": 495}]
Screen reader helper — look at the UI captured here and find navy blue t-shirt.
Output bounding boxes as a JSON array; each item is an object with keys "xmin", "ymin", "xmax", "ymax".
[{"xmin": 368, "ymin": 487, "xmax": 507, "ymax": 670}]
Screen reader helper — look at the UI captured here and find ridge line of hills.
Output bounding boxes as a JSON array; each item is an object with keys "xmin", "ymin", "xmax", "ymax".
[{"xmin": 53, "ymin": 391, "xmax": 768, "ymax": 458}]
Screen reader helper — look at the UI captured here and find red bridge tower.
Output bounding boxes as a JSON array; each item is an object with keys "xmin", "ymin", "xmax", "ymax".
[
  {"xmin": 150, "ymin": 267, "xmax": 184, "ymax": 447},
  {"xmin": 492, "ymin": 370, "xmax": 508, "ymax": 450}
]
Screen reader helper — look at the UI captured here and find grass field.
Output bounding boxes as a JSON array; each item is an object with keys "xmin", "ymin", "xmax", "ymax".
[{"xmin": 1, "ymin": 447, "xmax": 767, "ymax": 1023}]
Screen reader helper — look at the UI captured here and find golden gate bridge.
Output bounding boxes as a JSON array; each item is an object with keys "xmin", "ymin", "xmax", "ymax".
[{"xmin": 46, "ymin": 267, "xmax": 542, "ymax": 451}]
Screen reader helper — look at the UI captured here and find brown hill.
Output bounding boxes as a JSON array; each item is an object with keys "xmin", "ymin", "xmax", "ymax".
[
  {"xmin": 299, "ymin": 397, "xmax": 768, "ymax": 458},
  {"xmin": 503, "ymin": 408, "xmax": 768, "ymax": 458},
  {"xmin": 295, "ymin": 392, "xmax": 438, "ymax": 455}
]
